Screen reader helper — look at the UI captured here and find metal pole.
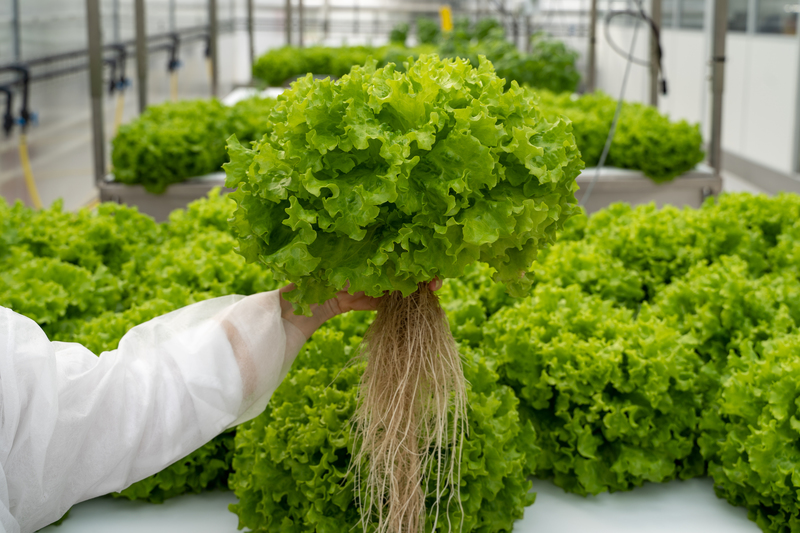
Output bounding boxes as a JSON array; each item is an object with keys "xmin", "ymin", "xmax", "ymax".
[
  {"xmin": 248, "ymin": 0, "xmax": 255, "ymax": 69},
  {"xmin": 587, "ymin": 0, "xmax": 597, "ymax": 92},
  {"xmin": 649, "ymin": 0, "xmax": 662, "ymax": 106},
  {"xmin": 209, "ymin": 0, "xmax": 218, "ymax": 97},
  {"xmin": 112, "ymin": 0, "xmax": 121, "ymax": 42},
  {"xmin": 792, "ymin": 20, "xmax": 800, "ymax": 172},
  {"xmin": 169, "ymin": 0, "xmax": 176, "ymax": 32},
  {"xmin": 708, "ymin": 0, "xmax": 728, "ymax": 176},
  {"xmin": 135, "ymin": 0, "xmax": 147, "ymax": 112},
  {"xmin": 286, "ymin": 0, "xmax": 292, "ymax": 45},
  {"xmin": 526, "ymin": 15, "xmax": 531, "ymax": 53},
  {"xmin": 323, "ymin": 0, "xmax": 330, "ymax": 41},
  {"xmin": 12, "ymin": 0, "xmax": 21, "ymax": 61},
  {"xmin": 299, "ymin": 0, "xmax": 304, "ymax": 47},
  {"xmin": 745, "ymin": 0, "xmax": 757, "ymax": 33},
  {"xmin": 86, "ymin": 0, "xmax": 106, "ymax": 186}
]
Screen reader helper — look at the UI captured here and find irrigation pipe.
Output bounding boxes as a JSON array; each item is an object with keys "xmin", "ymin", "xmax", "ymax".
[
  {"xmin": 170, "ymin": 71, "xmax": 179, "ymax": 102},
  {"xmin": 579, "ymin": 2, "xmax": 643, "ymax": 208},
  {"xmin": 19, "ymin": 133, "xmax": 43, "ymax": 209},
  {"xmin": 114, "ymin": 91, "xmax": 126, "ymax": 135}
]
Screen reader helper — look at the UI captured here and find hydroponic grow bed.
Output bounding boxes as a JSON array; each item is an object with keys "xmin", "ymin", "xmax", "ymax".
[
  {"xmin": 99, "ymin": 173, "xmax": 229, "ymax": 222},
  {"xmin": 575, "ymin": 164, "xmax": 721, "ymax": 214},
  {"xmin": 38, "ymin": 477, "xmax": 759, "ymax": 533}
]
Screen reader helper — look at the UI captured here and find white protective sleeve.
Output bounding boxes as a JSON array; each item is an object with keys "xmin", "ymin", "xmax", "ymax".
[{"xmin": 0, "ymin": 290, "xmax": 307, "ymax": 533}]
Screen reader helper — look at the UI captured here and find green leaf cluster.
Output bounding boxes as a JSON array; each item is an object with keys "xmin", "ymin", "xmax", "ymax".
[
  {"xmin": 483, "ymin": 285, "xmax": 704, "ymax": 495},
  {"xmin": 251, "ymin": 26, "xmax": 580, "ymax": 93},
  {"xmin": 416, "ymin": 17, "xmax": 441, "ymax": 45},
  {"xmin": 10, "ymin": 186, "xmax": 800, "ymax": 533},
  {"xmin": 226, "ymin": 54, "xmax": 582, "ymax": 315},
  {"xmin": 536, "ymin": 90, "xmax": 705, "ymax": 182},
  {"xmin": 0, "ymin": 190, "xmax": 278, "ymax": 504},
  {"xmin": 522, "ymin": 193, "xmax": 800, "ymax": 531},
  {"xmin": 111, "ymin": 97, "xmax": 276, "ymax": 193},
  {"xmin": 703, "ymin": 334, "xmax": 800, "ymax": 532},
  {"xmin": 438, "ymin": 29, "xmax": 581, "ymax": 94},
  {"xmin": 389, "ymin": 22, "xmax": 410, "ymax": 45},
  {"xmin": 228, "ymin": 320, "xmax": 538, "ymax": 533}
]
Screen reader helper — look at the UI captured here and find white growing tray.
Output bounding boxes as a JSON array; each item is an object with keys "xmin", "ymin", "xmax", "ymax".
[
  {"xmin": 575, "ymin": 164, "xmax": 721, "ymax": 215},
  {"xmin": 38, "ymin": 477, "xmax": 758, "ymax": 533}
]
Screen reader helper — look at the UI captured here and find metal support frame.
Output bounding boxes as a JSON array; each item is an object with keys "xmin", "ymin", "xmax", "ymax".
[
  {"xmin": 112, "ymin": 0, "xmax": 121, "ymax": 42},
  {"xmin": 248, "ymin": 0, "xmax": 255, "ymax": 70},
  {"xmin": 169, "ymin": 0, "xmax": 177, "ymax": 32},
  {"xmin": 135, "ymin": 0, "xmax": 147, "ymax": 112},
  {"xmin": 650, "ymin": 0, "xmax": 662, "ymax": 106},
  {"xmin": 299, "ymin": 0, "xmax": 304, "ymax": 47},
  {"xmin": 286, "ymin": 0, "xmax": 293, "ymax": 45},
  {"xmin": 708, "ymin": 0, "xmax": 728, "ymax": 176},
  {"xmin": 587, "ymin": 0, "xmax": 598, "ymax": 92},
  {"xmin": 209, "ymin": 0, "xmax": 219, "ymax": 97},
  {"xmin": 86, "ymin": 0, "xmax": 106, "ymax": 188},
  {"xmin": 792, "ymin": 20, "xmax": 800, "ymax": 173},
  {"xmin": 12, "ymin": 0, "xmax": 21, "ymax": 61},
  {"xmin": 746, "ymin": 0, "xmax": 757, "ymax": 33}
]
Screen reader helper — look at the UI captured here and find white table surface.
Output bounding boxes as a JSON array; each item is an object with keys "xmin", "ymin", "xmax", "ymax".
[{"xmin": 39, "ymin": 477, "xmax": 759, "ymax": 533}]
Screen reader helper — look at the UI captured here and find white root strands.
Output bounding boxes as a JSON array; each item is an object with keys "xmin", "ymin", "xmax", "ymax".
[{"xmin": 351, "ymin": 283, "xmax": 468, "ymax": 533}]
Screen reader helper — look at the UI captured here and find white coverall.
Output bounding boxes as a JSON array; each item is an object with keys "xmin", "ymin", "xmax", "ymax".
[{"xmin": 0, "ymin": 290, "xmax": 306, "ymax": 533}]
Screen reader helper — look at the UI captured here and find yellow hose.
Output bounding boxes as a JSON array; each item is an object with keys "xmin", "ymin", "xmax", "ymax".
[
  {"xmin": 19, "ymin": 134, "xmax": 43, "ymax": 209},
  {"xmin": 171, "ymin": 71, "xmax": 179, "ymax": 101},
  {"xmin": 114, "ymin": 91, "xmax": 126, "ymax": 135}
]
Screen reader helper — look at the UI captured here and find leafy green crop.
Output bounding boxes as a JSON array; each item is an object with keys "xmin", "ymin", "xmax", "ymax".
[
  {"xmin": 389, "ymin": 22, "xmax": 410, "ymax": 45},
  {"xmin": 112, "ymin": 99, "xmax": 230, "ymax": 193},
  {"xmin": 701, "ymin": 334, "xmax": 800, "ymax": 532},
  {"xmin": 536, "ymin": 90, "xmax": 705, "ymax": 182},
  {"xmin": 252, "ymin": 30, "xmax": 579, "ymax": 94},
  {"xmin": 226, "ymin": 55, "xmax": 582, "ymax": 315},
  {"xmin": 483, "ymin": 285, "xmax": 704, "ymax": 495},
  {"xmin": 438, "ymin": 30, "xmax": 580, "ymax": 94},
  {"xmin": 111, "ymin": 97, "xmax": 276, "ymax": 193},
  {"xmin": 9, "ymin": 186, "xmax": 800, "ymax": 533},
  {"xmin": 417, "ymin": 17, "xmax": 441, "ymax": 45},
  {"xmin": 229, "ymin": 321, "xmax": 537, "ymax": 533},
  {"xmin": 0, "ymin": 190, "xmax": 278, "ymax": 506}
]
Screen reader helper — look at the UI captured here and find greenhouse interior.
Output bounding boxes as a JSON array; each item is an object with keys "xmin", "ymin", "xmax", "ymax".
[{"xmin": 1, "ymin": 0, "xmax": 800, "ymax": 531}]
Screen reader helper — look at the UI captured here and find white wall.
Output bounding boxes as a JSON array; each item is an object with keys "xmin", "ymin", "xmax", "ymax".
[{"xmin": 595, "ymin": 23, "xmax": 800, "ymax": 176}]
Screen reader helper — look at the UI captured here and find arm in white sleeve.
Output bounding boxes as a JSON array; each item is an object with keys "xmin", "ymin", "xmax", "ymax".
[{"xmin": 0, "ymin": 290, "xmax": 306, "ymax": 533}]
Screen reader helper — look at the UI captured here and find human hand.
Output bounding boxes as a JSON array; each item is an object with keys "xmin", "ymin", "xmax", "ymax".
[{"xmin": 279, "ymin": 279, "xmax": 443, "ymax": 339}]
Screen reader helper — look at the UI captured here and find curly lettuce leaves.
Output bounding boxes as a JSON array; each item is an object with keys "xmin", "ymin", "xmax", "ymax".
[
  {"xmin": 226, "ymin": 55, "xmax": 582, "ymax": 315},
  {"xmin": 228, "ymin": 320, "xmax": 538, "ymax": 533}
]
